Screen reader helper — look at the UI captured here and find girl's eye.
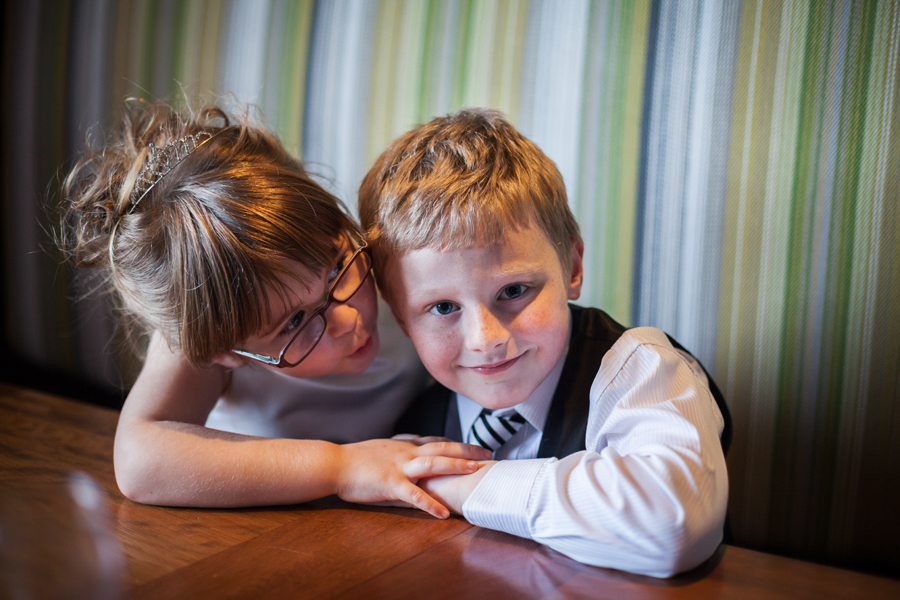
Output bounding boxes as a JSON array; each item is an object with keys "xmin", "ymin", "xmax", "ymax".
[
  {"xmin": 328, "ymin": 252, "xmax": 349, "ymax": 283},
  {"xmin": 501, "ymin": 284, "xmax": 527, "ymax": 300},
  {"xmin": 430, "ymin": 301, "xmax": 458, "ymax": 316},
  {"xmin": 282, "ymin": 311, "xmax": 305, "ymax": 335}
]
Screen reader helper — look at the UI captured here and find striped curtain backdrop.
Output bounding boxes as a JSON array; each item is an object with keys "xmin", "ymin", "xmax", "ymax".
[{"xmin": 2, "ymin": 0, "xmax": 898, "ymax": 574}]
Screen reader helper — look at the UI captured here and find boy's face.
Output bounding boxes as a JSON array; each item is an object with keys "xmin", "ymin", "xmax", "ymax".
[{"xmin": 387, "ymin": 224, "xmax": 583, "ymax": 410}]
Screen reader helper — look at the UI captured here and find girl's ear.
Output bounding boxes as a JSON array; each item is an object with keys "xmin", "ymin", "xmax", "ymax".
[
  {"xmin": 210, "ymin": 351, "xmax": 249, "ymax": 369},
  {"xmin": 567, "ymin": 238, "xmax": 585, "ymax": 301}
]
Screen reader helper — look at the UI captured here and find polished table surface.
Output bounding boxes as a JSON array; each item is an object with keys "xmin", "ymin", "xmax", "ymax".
[{"xmin": 1, "ymin": 381, "xmax": 898, "ymax": 599}]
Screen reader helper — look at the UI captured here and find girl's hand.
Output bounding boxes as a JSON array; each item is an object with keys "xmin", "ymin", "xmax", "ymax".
[{"xmin": 335, "ymin": 439, "xmax": 491, "ymax": 519}]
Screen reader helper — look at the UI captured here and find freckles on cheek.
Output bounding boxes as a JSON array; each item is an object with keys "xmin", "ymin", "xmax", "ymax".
[
  {"xmin": 514, "ymin": 301, "xmax": 570, "ymax": 352},
  {"xmin": 518, "ymin": 303, "xmax": 559, "ymax": 330},
  {"xmin": 411, "ymin": 329, "xmax": 459, "ymax": 375}
]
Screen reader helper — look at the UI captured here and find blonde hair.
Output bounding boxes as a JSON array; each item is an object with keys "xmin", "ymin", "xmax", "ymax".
[
  {"xmin": 59, "ymin": 101, "xmax": 353, "ymax": 367},
  {"xmin": 358, "ymin": 108, "xmax": 581, "ymax": 303}
]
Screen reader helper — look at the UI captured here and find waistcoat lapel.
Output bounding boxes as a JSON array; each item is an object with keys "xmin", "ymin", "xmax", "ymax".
[
  {"xmin": 537, "ymin": 305, "xmax": 732, "ymax": 459},
  {"xmin": 537, "ymin": 305, "xmax": 627, "ymax": 459}
]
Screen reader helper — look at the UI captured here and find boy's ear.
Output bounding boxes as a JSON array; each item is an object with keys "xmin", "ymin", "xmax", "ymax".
[
  {"xmin": 567, "ymin": 238, "xmax": 585, "ymax": 301},
  {"xmin": 210, "ymin": 351, "xmax": 249, "ymax": 370}
]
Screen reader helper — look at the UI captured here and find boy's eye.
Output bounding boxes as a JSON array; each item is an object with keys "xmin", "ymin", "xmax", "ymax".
[
  {"xmin": 501, "ymin": 284, "xmax": 527, "ymax": 300},
  {"xmin": 430, "ymin": 301, "xmax": 458, "ymax": 316}
]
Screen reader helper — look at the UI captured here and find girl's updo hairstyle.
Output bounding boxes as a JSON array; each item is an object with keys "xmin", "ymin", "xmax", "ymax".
[{"xmin": 59, "ymin": 101, "xmax": 353, "ymax": 367}]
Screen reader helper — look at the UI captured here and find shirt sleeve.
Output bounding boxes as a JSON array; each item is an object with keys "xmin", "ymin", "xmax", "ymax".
[{"xmin": 461, "ymin": 327, "xmax": 728, "ymax": 578}]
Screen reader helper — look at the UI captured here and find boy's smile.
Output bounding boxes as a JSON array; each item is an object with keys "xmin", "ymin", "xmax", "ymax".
[{"xmin": 389, "ymin": 224, "xmax": 583, "ymax": 410}]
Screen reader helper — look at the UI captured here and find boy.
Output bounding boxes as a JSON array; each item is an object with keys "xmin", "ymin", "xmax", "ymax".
[{"xmin": 358, "ymin": 109, "xmax": 731, "ymax": 577}]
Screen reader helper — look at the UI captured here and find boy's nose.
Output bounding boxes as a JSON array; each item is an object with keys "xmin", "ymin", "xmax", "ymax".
[{"xmin": 464, "ymin": 305, "xmax": 509, "ymax": 352}]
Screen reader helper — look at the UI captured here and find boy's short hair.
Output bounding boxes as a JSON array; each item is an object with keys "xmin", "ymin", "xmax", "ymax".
[{"xmin": 358, "ymin": 108, "xmax": 581, "ymax": 303}]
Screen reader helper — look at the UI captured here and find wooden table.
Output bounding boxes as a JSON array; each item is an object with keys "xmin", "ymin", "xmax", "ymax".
[{"xmin": 1, "ymin": 382, "xmax": 898, "ymax": 599}]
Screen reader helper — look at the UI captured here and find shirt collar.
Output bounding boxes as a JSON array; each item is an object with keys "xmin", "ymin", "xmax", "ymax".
[{"xmin": 457, "ymin": 308, "xmax": 572, "ymax": 435}]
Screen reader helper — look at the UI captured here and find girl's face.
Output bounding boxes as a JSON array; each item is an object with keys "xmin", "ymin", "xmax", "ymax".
[{"xmin": 232, "ymin": 256, "xmax": 380, "ymax": 379}]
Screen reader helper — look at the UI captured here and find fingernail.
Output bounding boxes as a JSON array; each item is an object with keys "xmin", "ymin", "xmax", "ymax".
[{"xmin": 467, "ymin": 461, "xmax": 479, "ymax": 470}]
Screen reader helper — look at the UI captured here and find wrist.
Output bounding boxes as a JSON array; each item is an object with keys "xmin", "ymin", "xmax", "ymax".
[
  {"xmin": 323, "ymin": 441, "xmax": 348, "ymax": 498},
  {"xmin": 458, "ymin": 461, "xmax": 496, "ymax": 506},
  {"xmin": 423, "ymin": 460, "xmax": 496, "ymax": 515}
]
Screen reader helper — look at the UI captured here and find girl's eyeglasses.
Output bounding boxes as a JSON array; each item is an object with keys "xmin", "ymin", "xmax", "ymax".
[{"xmin": 232, "ymin": 229, "xmax": 372, "ymax": 368}]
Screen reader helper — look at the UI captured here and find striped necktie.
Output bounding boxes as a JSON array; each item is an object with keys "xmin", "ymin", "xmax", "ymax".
[{"xmin": 467, "ymin": 408, "xmax": 526, "ymax": 452}]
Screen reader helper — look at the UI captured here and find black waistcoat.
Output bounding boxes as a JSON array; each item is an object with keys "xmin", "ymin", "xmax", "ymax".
[{"xmin": 394, "ymin": 304, "xmax": 732, "ymax": 459}]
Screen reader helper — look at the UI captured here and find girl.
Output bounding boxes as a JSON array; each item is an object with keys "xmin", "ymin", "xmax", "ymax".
[{"xmin": 59, "ymin": 102, "xmax": 488, "ymax": 518}]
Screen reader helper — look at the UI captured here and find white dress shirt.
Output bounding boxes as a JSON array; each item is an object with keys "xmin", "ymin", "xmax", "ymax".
[{"xmin": 458, "ymin": 323, "xmax": 728, "ymax": 578}]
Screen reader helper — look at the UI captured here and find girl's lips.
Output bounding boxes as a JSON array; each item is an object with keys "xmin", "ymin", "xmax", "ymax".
[
  {"xmin": 468, "ymin": 354, "xmax": 521, "ymax": 375},
  {"xmin": 349, "ymin": 335, "xmax": 374, "ymax": 359}
]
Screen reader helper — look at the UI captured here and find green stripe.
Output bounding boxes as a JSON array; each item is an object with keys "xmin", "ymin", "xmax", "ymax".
[
  {"xmin": 456, "ymin": 0, "xmax": 474, "ymax": 110},
  {"xmin": 277, "ymin": 0, "xmax": 314, "ymax": 155},
  {"xmin": 416, "ymin": 0, "xmax": 437, "ymax": 122},
  {"xmin": 824, "ymin": 0, "xmax": 877, "ymax": 554}
]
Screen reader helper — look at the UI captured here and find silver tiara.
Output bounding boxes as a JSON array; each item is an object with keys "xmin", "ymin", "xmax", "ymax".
[{"xmin": 129, "ymin": 131, "xmax": 217, "ymax": 208}]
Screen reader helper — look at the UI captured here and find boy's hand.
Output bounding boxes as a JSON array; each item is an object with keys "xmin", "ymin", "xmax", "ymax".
[
  {"xmin": 335, "ymin": 439, "xmax": 491, "ymax": 519},
  {"xmin": 419, "ymin": 462, "xmax": 497, "ymax": 515}
]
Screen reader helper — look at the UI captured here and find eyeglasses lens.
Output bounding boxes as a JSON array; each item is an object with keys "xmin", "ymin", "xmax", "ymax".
[
  {"xmin": 332, "ymin": 250, "xmax": 372, "ymax": 302},
  {"xmin": 283, "ymin": 315, "xmax": 326, "ymax": 365}
]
